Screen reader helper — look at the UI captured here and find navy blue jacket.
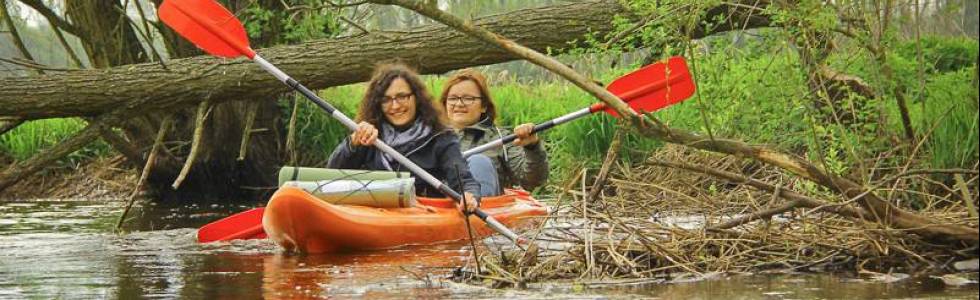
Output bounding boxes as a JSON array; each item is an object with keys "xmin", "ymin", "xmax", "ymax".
[{"xmin": 327, "ymin": 130, "xmax": 481, "ymax": 198}]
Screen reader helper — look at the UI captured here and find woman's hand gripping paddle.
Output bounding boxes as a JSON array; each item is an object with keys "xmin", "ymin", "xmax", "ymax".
[
  {"xmin": 159, "ymin": 0, "xmax": 526, "ymax": 245},
  {"xmin": 463, "ymin": 57, "xmax": 695, "ymax": 157}
]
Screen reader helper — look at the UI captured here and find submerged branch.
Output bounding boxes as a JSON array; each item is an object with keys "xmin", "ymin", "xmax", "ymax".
[
  {"xmin": 117, "ymin": 114, "xmax": 174, "ymax": 230},
  {"xmin": 172, "ymin": 101, "xmax": 211, "ymax": 189}
]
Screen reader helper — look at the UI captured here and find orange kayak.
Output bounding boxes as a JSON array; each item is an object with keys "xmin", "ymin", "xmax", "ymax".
[{"xmin": 262, "ymin": 186, "xmax": 549, "ymax": 253}]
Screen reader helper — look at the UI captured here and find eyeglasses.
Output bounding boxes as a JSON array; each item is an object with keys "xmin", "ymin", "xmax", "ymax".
[
  {"xmin": 446, "ymin": 95, "xmax": 482, "ymax": 106},
  {"xmin": 381, "ymin": 93, "xmax": 413, "ymax": 106}
]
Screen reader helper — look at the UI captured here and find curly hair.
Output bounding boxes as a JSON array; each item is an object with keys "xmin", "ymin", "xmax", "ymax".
[
  {"xmin": 356, "ymin": 62, "xmax": 447, "ymax": 131},
  {"xmin": 439, "ymin": 68, "xmax": 497, "ymax": 124}
]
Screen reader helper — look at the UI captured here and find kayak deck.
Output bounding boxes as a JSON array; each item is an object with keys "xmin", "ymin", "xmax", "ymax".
[{"xmin": 262, "ymin": 187, "xmax": 548, "ymax": 253}]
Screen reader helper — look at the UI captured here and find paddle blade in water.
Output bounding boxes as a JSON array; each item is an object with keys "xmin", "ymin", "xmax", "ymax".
[
  {"xmin": 197, "ymin": 207, "xmax": 267, "ymax": 242},
  {"xmin": 604, "ymin": 56, "xmax": 696, "ymax": 116},
  {"xmin": 158, "ymin": 0, "xmax": 254, "ymax": 58}
]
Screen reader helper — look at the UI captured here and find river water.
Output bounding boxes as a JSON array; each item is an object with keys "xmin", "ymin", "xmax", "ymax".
[{"xmin": 1, "ymin": 197, "xmax": 977, "ymax": 299}]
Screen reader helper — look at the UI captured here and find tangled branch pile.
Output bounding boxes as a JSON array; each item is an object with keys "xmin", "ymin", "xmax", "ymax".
[{"xmin": 472, "ymin": 146, "xmax": 978, "ymax": 286}]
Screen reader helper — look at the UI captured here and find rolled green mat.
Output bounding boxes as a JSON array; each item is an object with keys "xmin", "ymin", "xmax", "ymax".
[
  {"xmin": 282, "ymin": 178, "xmax": 417, "ymax": 208},
  {"xmin": 277, "ymin": 166, "xmax": 408, "ymax": 186}
]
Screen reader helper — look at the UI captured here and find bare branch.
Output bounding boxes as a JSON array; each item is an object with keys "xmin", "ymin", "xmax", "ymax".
[
  {"xmin": 238, "ymin": 100, "xmax": 259, "ymax": 161},
  {"xmin": 132, "ymin": 0, "xmax": 168, "ymax": 68},
  {"xmin": 172, "ymin": 100, "xmax": 211, "ymax": 189},
  {"xmin": 117, "ymin": 114, "xmax": 174, "ymax": 230},
  {"xmin": 588, "ymin": 124, "xmax": 624, "ymax": 203},
  {"xmin": 0, "ymin": 117, "xmax": 24, "ymax": 135},
  {"xmin": 0, "ymin": 57, "xmax": 77, "ymax": 72},
  {"xmin": 16, "ymin": 0, "xmax": 84, "ymax": 38},
  {"xmin": 1, "ymin": 0, "xmax": 42, "ymax": 75}
]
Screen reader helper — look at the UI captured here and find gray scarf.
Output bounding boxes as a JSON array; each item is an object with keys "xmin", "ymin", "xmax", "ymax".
[{"xmin": 379, "ymin": 118, "xmax": 432, "ymax": 169}]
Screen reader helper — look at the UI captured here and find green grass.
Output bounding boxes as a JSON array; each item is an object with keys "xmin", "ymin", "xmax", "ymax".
[
  {"xmin": 0, "ymin": 118, "xmax": 111, "ymax": 167},
  {"xmin": 911, "ymin": 68, "xmax": 979, "ymax": 169}
]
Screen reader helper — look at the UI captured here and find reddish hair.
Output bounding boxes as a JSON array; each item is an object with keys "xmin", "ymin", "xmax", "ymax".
[{"xmin": 439, "ymin": 68, "xmax": 497, "ymax": 123}]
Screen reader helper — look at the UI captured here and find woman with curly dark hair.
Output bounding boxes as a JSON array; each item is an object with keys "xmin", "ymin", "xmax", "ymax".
[{"xmin": 327, "ymin": 63, "xmax": 480, "ymax": 212}]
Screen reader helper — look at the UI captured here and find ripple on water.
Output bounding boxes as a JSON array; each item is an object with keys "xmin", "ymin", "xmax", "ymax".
[{"xmin": 2, "ymin": 199, "xmax": 978, "ymax": 299}]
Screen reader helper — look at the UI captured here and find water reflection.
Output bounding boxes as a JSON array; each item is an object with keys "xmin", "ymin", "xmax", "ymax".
[
  {"xmin": 0, "ymin": 198, "xmax": 977, "ymax": 299},
  {"xmin": 261, "ymin": 246, "xmax": 468, "ymax": 299}
]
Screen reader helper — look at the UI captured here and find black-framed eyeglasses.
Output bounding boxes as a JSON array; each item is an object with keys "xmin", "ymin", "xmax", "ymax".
[
  {"xmin": 381, "ymin": 93, "xmax": 413, "ymax": 106},
  {"xmin": 446, "ymin": 95, "xmax": 482, "ymax": 106}
]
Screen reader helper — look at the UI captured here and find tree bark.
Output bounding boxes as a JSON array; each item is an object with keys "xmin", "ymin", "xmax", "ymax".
[{"xmin": 1, "ymin": 0, "xmax": 628, "ymax": 119}]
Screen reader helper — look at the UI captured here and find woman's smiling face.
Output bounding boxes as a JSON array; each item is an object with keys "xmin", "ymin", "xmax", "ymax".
[
  {"xmin": 444, "ymin": 80, "xmax": 485, "ymax": 128},
  {"xmin": 381, "ymin": 78, "xmax": 417, "ymax": 127}
]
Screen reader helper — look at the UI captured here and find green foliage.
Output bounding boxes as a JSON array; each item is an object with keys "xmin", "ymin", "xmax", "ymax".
[
  {"xmin": 242, "ymin": 5, "xmax": 277, "ymax": 39},
  {"xmin": 0, "ymin": 119, "xmax": 111, "ymax": 167},
  {"xmin": 896, "ymin": 36, "xmax": 979, "ymax": 73},
  {"xmin": 768, "ymin": 0, "xmax": 839, "ymax": 33},
  {"xmin": 825, "ymin": 34, "xmax": 979, "ymax": 172},
  {"xmin": 241, "ymin": 1, "xmax": 342, "ymax": 45},
  {"xmin": 658, "ymin": 33, "xmax": 811, "ymax": 150}
]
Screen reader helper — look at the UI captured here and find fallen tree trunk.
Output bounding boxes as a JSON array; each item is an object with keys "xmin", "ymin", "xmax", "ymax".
[{"xmin": 0, "ymin": 0, "xmax": 627, "ymax": 120}]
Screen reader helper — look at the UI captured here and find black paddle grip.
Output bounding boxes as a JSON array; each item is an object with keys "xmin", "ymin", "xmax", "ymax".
[
  {"xmin": 287, "ymin": 78, "xmax": 336, "ymax": 114},
  {"xmin": 498, "ymin": 121, "xmax": 555, "ymax": 145},
  {"xmin": 533, "ymin": 120, "xmax": 558, "ymax": 133}
]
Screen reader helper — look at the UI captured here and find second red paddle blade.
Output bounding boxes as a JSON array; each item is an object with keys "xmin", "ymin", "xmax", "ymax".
[
  {"xmin": 604, "ymin": 56, "xmax": 696, "ymax": 117},
  {"xmin": 197, "ymin": 207, "xmax": 266, "ymax": 243}
]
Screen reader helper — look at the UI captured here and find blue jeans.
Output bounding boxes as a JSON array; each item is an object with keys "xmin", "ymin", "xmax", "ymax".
[{"xmin": 467, "ymin": 154, "xmax": 501, "ymax": 197}]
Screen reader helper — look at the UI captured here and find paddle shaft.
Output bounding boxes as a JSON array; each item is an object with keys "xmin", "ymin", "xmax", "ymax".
[
  {"xmin": 462, "ymin": 105, "xmax": 597, "ymax": 158},
  {"xmin": 462, "ymin": 64, "xmax": 689, "ymax": 158},
  {"xmin": 253, "ymin": 55, "xmax": 523, "ymax": 244}
]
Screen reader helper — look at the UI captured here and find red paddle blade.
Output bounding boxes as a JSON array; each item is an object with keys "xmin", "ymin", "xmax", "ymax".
[
  {"xmin": 603, "ymin": 56, "xmax": 696, "ymax": 117},
  {"xmin": 158, "ymin": 0, "xmax": 255, "ymax": 58},
  {"xmin": 197, "ymin": 207, "xmax": 267, "ymax": 242}
]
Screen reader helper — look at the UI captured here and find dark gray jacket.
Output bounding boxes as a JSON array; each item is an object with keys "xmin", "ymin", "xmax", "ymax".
[
  {"xmin": 327, "ymin": 130, "xmax": 481, "ymax": 198},
  {"xmin": 455, "ymin": 119, "xmax": 549, "ymax": 191}
]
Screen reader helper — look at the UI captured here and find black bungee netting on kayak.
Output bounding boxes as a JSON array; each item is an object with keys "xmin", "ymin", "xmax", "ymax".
[{"xmin": 278, "ymin": 167, "xmax": 416, "ymax": 208}]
